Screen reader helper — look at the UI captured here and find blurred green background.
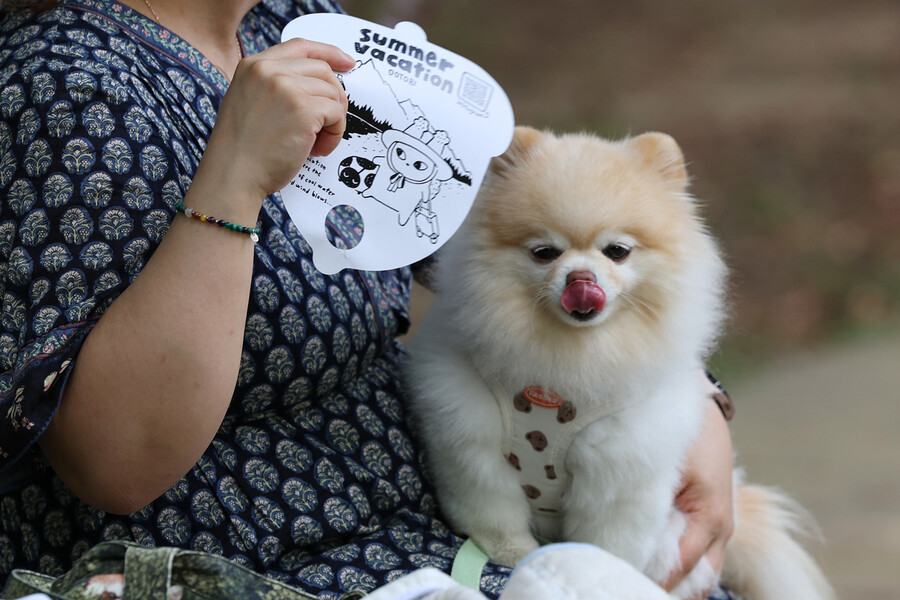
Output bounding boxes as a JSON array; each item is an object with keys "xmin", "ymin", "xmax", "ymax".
[{"xmin": 342, "ymin": 1, "xmax": 900, "ymax": 597}]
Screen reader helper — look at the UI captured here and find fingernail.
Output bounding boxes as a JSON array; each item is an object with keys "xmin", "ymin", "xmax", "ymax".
[{"xmin": 340, "ymin": 50, "xmax": 355, "ymax": 62}]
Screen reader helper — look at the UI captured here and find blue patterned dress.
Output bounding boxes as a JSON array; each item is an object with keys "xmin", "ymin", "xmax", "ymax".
[
  {"xmin": 0, "ymin": 2, "xmax": 740, "ymax": 599},
  {"xmin": 0, "ymin": 1, "xmax": 517, "ymax": 598}
]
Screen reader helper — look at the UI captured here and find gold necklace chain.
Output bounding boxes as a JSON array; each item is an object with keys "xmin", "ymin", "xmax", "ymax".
[
  {"xmin": 140, "ymin": 0, "xmax": 161, "ymax": 22},
  {"xmin": 140, "ymin": 0, "xmax": 244, "ymax": 63}
]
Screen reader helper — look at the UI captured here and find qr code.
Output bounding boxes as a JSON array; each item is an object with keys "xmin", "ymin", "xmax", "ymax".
[{"xmin": 458, "ymin": 72, "xmax": 493, "ymax": 112}]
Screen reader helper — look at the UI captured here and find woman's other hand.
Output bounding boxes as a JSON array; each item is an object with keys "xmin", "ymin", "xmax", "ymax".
[{"xmin": 663, "ymin": 389, "xmax": 735, "ymax": 598}]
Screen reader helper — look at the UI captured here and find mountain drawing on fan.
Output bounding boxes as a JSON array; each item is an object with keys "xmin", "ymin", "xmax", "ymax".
[
  {"xmin": 335, "ymin": 60, "xmax": 472, "ymax": 244},
  {"xmin": 279, "ymin": 14, "xmax": 514, "ymax": 275}
]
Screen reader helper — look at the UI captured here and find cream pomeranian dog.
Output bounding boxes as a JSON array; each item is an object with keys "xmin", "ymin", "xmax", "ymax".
[{"xmin": 405, "ymin": 128, "xmax": 833, "ymax": 599}]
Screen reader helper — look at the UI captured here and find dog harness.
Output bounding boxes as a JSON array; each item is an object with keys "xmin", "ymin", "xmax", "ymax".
[{"xmin": 484, "ymin": 378, "xmax": 632, "ymax": 527}]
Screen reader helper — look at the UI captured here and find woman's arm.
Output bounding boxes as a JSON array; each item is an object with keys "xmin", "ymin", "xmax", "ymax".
[{"xmin": 39, "ymin": 39, "xmax": 355, "ymax": 515}]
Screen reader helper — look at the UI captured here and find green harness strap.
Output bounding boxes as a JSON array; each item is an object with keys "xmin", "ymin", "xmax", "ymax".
[{"xmin": 450, "ymin": 539, "xmax": 490, "ymax": 590}]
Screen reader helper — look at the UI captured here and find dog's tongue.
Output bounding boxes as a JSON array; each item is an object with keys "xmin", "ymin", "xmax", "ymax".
[{"xmin": 561, "ymin": 281, "xmax": 606, "ymax": 315}]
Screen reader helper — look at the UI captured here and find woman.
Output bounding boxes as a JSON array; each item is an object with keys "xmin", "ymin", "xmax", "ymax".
[{"xmin": 0, "ymin": 1, "xmax": 736, "ymax": 597}]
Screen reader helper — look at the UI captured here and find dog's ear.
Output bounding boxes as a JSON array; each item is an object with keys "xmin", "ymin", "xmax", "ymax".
[
  {"xmin": 489, "ymin": 126, "xmax": 543, "ymax": 177},
  {"xmin": 631, "ymin": 132, "xmax": 688, "ymax": 192}
]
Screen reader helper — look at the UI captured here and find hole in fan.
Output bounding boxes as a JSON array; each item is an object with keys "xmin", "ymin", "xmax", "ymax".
[{"xmin": 325, "ymin": 205, "xmax": 364, "ymax": 250}]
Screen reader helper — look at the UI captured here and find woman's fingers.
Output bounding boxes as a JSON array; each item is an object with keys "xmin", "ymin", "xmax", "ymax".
[
  {"xmin": 204, "ymin": 38, "xmax": 354, "ymax": 201},
  {"xmin": 252, "ymin": 36, "xmax": 356, "ymax": 71}
]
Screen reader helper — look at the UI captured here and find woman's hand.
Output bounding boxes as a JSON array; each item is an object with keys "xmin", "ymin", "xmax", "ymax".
[
  {"xmin": 198, "ymin": 37, "xmax": 355, "ymax": 218},
  {"xmin": 663, "ymin": 389, "xmax": 735, "ymax": 597}
]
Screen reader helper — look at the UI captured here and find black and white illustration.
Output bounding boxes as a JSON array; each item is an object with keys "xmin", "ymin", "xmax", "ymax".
[
  {"xmin": 280, "ymin": 15, "xmax": 514, "ymax": 274},
  {"xmin": 336, "ymin": 61, "xmax": 473, "ymax": 244}
]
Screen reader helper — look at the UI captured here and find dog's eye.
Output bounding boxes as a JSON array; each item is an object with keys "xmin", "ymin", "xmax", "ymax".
[
  {"xmin": 603, "ymin": 243, "xmax": 631, "ymax": 262},
  {"xmin": 531, "ymin": 246, "xmax": 562, "ymax": 263}
]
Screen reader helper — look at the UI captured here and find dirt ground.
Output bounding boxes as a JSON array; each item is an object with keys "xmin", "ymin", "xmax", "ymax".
[{"xmin": 728, "ymin": 327, "xmax": 900, "ymax": 600}]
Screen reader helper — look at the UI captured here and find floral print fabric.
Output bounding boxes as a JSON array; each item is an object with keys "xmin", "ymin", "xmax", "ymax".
[{"xmin": 0, "ymin": 1, "xmax": 515, "ymax": 598}]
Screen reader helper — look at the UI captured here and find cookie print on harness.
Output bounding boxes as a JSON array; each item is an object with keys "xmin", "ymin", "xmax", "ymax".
[{"xmin": 499, "ymin": 385, "xmax": 618, "ymax": 531}]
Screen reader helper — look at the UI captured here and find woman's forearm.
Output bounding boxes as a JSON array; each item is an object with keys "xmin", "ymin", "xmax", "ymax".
[{"xmin": 39, "ymin": 169, "xmax": 262, "ymax": 515}]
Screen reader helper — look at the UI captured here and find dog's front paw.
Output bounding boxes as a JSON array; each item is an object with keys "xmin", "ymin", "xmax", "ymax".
[{"xmin": 471, "ymin": 532, "xmax": 540, "ymax": 567}]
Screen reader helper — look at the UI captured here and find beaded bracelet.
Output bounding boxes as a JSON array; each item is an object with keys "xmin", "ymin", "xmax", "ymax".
[{"xmin": 174, "ymin": 202, "xmax": 261, "ymax": 243}]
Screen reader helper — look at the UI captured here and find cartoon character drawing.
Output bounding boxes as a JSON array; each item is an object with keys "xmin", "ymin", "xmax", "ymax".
[
  {"xmin": 338, "ymin": 155, "xmax": 378, "ymax": 190},
  {"xmin": 338, "ymin": 117, "xmax": 455, "ymax": 241}
]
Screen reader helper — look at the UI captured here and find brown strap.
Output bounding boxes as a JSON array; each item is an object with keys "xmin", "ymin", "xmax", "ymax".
[{"xmin": 705, "ymin": 370, "xmax": 734, "ymax": 421}]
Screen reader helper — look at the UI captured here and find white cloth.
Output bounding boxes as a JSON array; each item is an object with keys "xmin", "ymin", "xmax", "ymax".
[{"xmin": 362, "ymin": 543, "xmax": 669, "ymax": 600}]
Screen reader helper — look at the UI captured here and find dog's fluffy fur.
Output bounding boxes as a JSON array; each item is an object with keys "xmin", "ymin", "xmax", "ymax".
[{"xmin": 405, "ymin": 128, "xmax": 833, "ymax": 599}]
